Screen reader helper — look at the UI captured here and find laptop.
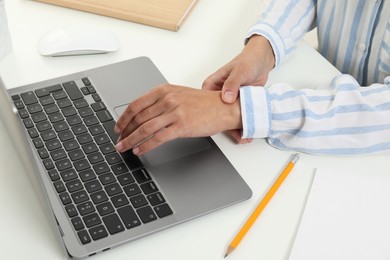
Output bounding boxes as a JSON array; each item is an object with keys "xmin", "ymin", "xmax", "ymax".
[{"xmin": 0, "ymin": 57, "xmax": 252, "ymax": 258}]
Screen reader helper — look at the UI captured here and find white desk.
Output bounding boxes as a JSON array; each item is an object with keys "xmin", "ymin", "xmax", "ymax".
[{"xmin": 1, "ymin": 1, "xmax": 387, "ymax": 260}]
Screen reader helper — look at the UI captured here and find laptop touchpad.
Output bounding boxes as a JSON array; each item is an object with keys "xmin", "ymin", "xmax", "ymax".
[
  {"xmin": 114, "ymin": 105, "xmax": 212, "ymax": 166},
  {"xmin": 143, "ymin": 138, "xmax": 211, "ymax": 166}
]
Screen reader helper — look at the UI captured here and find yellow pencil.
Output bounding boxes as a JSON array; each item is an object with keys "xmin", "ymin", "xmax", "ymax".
[{"xmin": 224, "ymin": 153, "xmax": 300, "ymax": 258}]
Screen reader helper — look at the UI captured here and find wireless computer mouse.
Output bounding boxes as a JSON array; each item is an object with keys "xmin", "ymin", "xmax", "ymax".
[{"xmin": 38, "ymin": 28, "xmax": 120, "ymax": 57}]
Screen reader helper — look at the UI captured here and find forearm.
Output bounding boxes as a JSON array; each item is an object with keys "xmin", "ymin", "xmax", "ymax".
[
  {"xmin": 240, "ymin": 75, "xmax": 390, "ymax": 155},
  {"xmin": 246, "ymin": 0, "xmax": 316, "ymax": 66}
]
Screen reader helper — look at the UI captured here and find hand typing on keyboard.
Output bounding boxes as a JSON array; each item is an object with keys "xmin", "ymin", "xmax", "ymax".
[{"xmin": 114, "ymin": 84, "xmax": 243, "ymax": 155}]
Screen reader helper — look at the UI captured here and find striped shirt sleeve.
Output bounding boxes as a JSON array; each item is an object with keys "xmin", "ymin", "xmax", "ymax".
[
  {"xmin": 245, "ymin": 0, "xmax": 316, "ymax": 66},
  {"xmin": 240, "ymin": 75, "xmax": 390, "ymax": 155}
]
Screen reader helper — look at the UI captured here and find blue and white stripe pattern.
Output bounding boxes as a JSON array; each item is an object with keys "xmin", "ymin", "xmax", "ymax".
[
  {"xmin": 246, "ymin": 0, "xmax": 390, "ymax": 86},
  {"xmin": 241, "ymin": 75, "xmax": 390, "ymax": 155},
  {"xmin": 239, "ymin": 0, "xmax": 390, "ymax": 155}
]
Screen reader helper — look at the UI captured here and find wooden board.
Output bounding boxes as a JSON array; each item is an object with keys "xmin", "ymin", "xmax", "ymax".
[{"xmin": 34, "ymin": 0, "xmax": 199, "ymax": 31}]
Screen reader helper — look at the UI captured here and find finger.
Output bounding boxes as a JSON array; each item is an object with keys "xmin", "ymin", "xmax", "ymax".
[
  {"xmin": 114, "ymin": 86, "xmax": 166, "ymax": 134},
  {"xmin": 116, "ymin": 113, "xmax": 173, "ymax": 152},
  {"xmin": 202, "ymin": 67, "xmax": 230, "ymax": 91},
  {"xmin": 120, "ymin": 99, "xmax": 165, "ymax": 140},
  {"xmin": 220, "ymin": 70, "xmax": 245, "ymax": 103},
  {"xmin": 132, "ymin": 127, "xmax": 178, "ymax": 155},
  {"xmin": 227, "ymin": 129, "xmax": 243, "ymax": 143}
]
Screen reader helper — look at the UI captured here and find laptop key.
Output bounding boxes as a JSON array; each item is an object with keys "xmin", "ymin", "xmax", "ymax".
[
  {"xmin": 83, "ymin": 213, "xmax": 101, "ymax": 228},
  {"xmin": 65, "ymin": 204, "xmax": 78, "ymax": 218},
  {"xmin": 39, "ymin": 96, "xmax": 55, "ymax": 106},
  {"xmin": 74, "ymin": 98, "xmax": 88, "ymax": 109},
  {"xmin": 14, "ymin": 99, "xmax": 24, "ymax": 109},
  {"xmin": 72, "ymin": 217, "xmax": 85, "ymax": 231},
  {"xmin": 67, "ymin": 115, "xmax": 82, "ymax": 126},
  {"xmin": 62, "ymin": 106, "xmax": 77, "ymax": 117},
  {"xmin": 53, "ymin": 180, "xmax": 66, "ymax": 193},
  {"xmin": 96, "ymin": 110, "xmax": 113, "ymax": 123},
  {"xmin": 147, "ymin": 192, "xmax": 166, "ymax": 206},
  {"xmin": 89, "ymin": 225, "xmax": 108, "ymax": 241},
  {"xmin": 85, "ymin": 180, "xmax": 102, "ymax": 193},
  {"xmin": 77, "ymin": 133, "xmax": 93, "ymax": 144},
  {"xmin": 52, "ymin": 90, "xmax": 68, "ymax": 100},
  {"xmin": 87, "ymin": 152, "xmax": 104, "ymax": 164},
  {"xmin": 68, "ymin": 149, "xmax": 85, "ymax": 161},
  {"xmin": 53, "ymin": 121, "xmax": 69, "ymax": 132},
  {"xmin": 117, "ymin": 205, "xmax": 141, "ymax": 229},
  {"xmin": 117, "ymin": 173, "xmax": 135, "ymax": 186},
  {"xmin": 132, "ymin": 169, "xmax": 151, "ymax": 184},
  {"xmin": 94, "ymin": 134, "xmax": 110, "ymax": 145},
  {"xmin": 102, "ymin": 213, "xmax": 124, "ymax": 235},
  {"xmin": 93, "ymin": 162, "xmax": 110, "ymax": 175},
  {"xmin": 111, "ymin": 194, "xmax": 129, "ymax": 208},
  {"xmin": 78, "ymin": 230, "xmax": 91, "ymax": 244},
  {"xmin": 43, "ymin": 103, "xmax": 59, "ymax": 114},
  {"xmin": 130, "ymin": 194, "xmax": 148, "ymax": 208},
  {"xmin": 63, "ymin": 81, "xmax": 83, "ymax": 101},
  {"xmin": 63, "ymin": 139, "xmax": 79, "ymax": 151},
  {"xmin": 36, "ymin": 120, "xmax": 52, "ymax": 132},
  {"xmin": 47, "ymin": 169, "xmax": 60, "ymax": 181},
  {"xmin": 18, "ymin": 108, "xmax": 29, "ymax": 119},
  {"xmin": 96, "ymin": 201, "xmax": 114, "ymax": 216},
  {"xmin": 79, "ymin": 169, "xmax": 96, "ymax": 182},
  {"xmin": 28, "ymin": 128, "xmax": 39, "ymax": 138},
  {"xmin": 58, "ymin": 130, "xmax": 74, "ymax": 142},
  {"xmin": 140, "ymin": 181, "xmax": 159, "ymax": 195},
  {"xmin": 84, "ymin": 116, "xmax": 99, "ymax": 127},
  {"xmin": 59, "ymin": 192, "xmax": 72, "ymax": 205},
  {"xmin": 77, "ymin": 201, "xmax": 95, "ymax": 216},
  {"xmin": 32, "ymin": 112, "xmax": 47, "ymax": 123},
  {"xmin": 111, "ymin": 162, "xmax": 128, "ymax": 175},
  {"xmin": 57, "ymin": 98, "xmax": 72, "ymax": 109},
  {"xmin": 72, "ymin": 190, "xmax": 89, "ymax": 204},
  {"xmin": 50, "ymin": 148, "xmax": 67, "ymax": 161},
  {"xmin": 41, "ymin": 130, "xmax": 56, "ymax": 141},
  {"xmin": 23, "ymin": 118, "xmax": 34, "ymax": 128},
  {"xmin": 27, "ymin": 103, "xmax": 43, "ymax": 114},
  {"xmin": 82, "ymin": 77, "xmax": 91, "ymax": 86},
  {"xmin": 38, "ymin": 147, "xmax": 49, "ymax": 159},
  {"xmin": 21, "ymin": 91, "xmax": 38, "ymax": 105},
  {"xmin": 80, "ymin": 86, "xmax": 89, "ymax": 95},
  {"xmin": 105, "ymin": 183, "xmax": 122, "ymax": 197},
  {"xmin": 123, "ymin": 183, "xmax": 141, "ymax": 197},
  {"xmin": 105, "ymin": 153, "xmax": 122, "ymax": 165},
  {"xmin": 56, "ymin": 158, "xmax": 72, "ymax": 171},
  {"xmin": 74, "ymin": 159, "xmax": 90, "ymax": 171},
  {"xmin": 72, "ymin": 124, "xmax": 88, "ymax": 135},
  {"xmin": 43, "ymin": 158, "xmax": 55, "ymax": 170},
  {"xmin": 136, "ymin": 206, "xmax": 157, "ymax": 223},
  {"xmin": 60, "ymin": 168, "xmax": 78, "ymax": 181},
  {"xmin": 90, "ymin": 190, "xmax": 108, "ymax": 204},
  {"xmin": 66, "ymin": 179, "xmax": 83, "ymax": 193},
  {"xmin": 154, "ymin": 203, "xmax": 173, "ymax": 218}
]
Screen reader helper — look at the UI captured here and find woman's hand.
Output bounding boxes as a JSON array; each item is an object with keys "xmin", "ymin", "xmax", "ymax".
[{"xmin": 114, "ymin": 84, "xmax": 242, "ymax": 155}]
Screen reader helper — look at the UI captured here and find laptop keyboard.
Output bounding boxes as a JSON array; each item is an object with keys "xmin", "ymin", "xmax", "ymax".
[{"xmin": 12, "ymin": 78, "xmax": 173, "ymax": 245}]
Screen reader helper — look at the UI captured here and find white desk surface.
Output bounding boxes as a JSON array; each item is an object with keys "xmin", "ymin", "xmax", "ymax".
[{"xmin": 1, "ymin": 1, "xmax": 388, "ymax": 260}]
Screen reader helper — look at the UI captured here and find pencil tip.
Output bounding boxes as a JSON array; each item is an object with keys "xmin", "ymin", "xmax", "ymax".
[{"xmin": 224, "ymin": 254, "xmax": 228, "ymax": 258}]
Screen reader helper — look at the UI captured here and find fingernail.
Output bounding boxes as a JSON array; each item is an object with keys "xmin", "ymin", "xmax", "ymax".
[
  {"xmin": 133, "ymin": 147, "xmax": 140, "ymax": 155},
  {"xmin": 223, "ymin": 90, "xmax": 235, "ymax": 103},
  {"xmin": 114, "ymin": 125, "xmax": 120, "ymax": 134},
  {"xmin": 115, "ymin": 141, "xmax": 124, "ymax": 152}
]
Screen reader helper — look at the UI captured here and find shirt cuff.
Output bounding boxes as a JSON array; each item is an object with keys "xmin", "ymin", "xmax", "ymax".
[
  {"xmin": 240, "ymin": 86, "xmax": 270, "ymax": 138},
  {"xmin": 245, "ymin": 23, "xmax": 285, "ymax": 67}
]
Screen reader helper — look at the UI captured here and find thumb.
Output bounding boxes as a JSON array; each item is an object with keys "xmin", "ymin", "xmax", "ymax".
[{"xmin": 221, "ymin": 74, "xmax": 242, "ymax": 103}]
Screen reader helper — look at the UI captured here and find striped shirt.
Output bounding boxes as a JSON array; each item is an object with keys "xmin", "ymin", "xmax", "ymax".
[{"xmin": 240, "ymin": 0, "xmax": 390, "ymax": 155}]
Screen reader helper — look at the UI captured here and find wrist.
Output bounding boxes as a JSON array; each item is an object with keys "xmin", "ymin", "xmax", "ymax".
[{"xmin": 246, "ymin": 35, "xmax": 275, "ymax": 72}]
